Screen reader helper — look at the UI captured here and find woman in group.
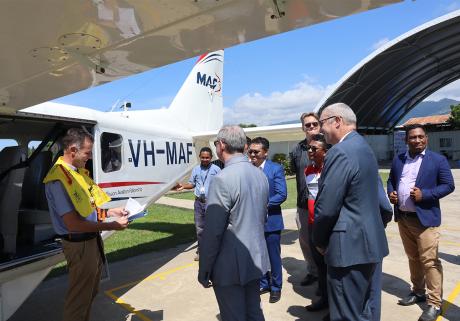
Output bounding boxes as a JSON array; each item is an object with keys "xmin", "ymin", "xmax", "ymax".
[{"xmin": 304, "ymin": 134, "xmax": 330, "ymax": 318}]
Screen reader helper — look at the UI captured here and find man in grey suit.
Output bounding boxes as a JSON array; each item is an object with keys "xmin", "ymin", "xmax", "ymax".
[
  {"xmin": 313, "ymin": 103, "xmax": 389, "ymax": 321},
  {"xmin": 198, "ymin": 125, "xmax": 270, "ymax": 321}
]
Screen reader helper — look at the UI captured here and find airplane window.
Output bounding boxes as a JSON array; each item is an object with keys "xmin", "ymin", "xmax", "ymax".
[
  {"xmin": 101, "ymin": 132, "xmax": 122, "ymax": 173},
  {"xmin": 0, "ymin": 139, "xmax": 18, "ymax": 152}
]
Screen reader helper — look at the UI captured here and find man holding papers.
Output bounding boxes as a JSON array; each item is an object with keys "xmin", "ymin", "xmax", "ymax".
[{"xmin": 44, "ymin": 128, "xmax": 129, "ymax": 321}]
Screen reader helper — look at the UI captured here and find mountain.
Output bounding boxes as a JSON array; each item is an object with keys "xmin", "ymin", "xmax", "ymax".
[{"xmin": 397, "ymin": 98, "xmax": 457, "ymax": 125}]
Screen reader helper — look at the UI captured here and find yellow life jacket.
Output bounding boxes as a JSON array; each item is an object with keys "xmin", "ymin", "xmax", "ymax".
[{"xmin": 43, "ymin": 157, "xmax": 111, "ymax": 217}]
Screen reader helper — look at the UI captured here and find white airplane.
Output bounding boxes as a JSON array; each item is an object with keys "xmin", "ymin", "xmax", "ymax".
[
  {"xmin": 0, "ymin": 1, "xmax": 403, "ymax": 320},
  {"xmin": 1, "ymin": 50, "xmax": 224, "ymax": 321}
]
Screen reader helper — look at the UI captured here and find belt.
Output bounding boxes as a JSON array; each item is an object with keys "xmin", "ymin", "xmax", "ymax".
[
  {"xmin": 60, "ymin": 232, "xmax": 106, "ymax": 264},
  {"xmin": 195, "ymin": 196, "xmax": 207, "ymax": 203},
  {"xmin": 59, "ymin": 232, "xmax": 98, "ymax": 242},
  {"xmin": 399, "ymin": 210, "xmax": 417, "ymax": 217}
]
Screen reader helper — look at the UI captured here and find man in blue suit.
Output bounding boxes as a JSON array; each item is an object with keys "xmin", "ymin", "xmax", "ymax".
[
  {"xmin": 313, "ymin": 103, "xmax": 389, "ymax": 321},
  {"xmin": 388, "ymin": 124, "xmax": 455, "ymax": 321},
  {"xmin": 249, "ymin": 137, "xmax": 287, "ymax": 303}
]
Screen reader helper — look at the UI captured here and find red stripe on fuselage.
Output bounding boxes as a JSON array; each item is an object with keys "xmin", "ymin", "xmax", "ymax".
[
  {"xmin": 98, "ymin": 181, "xmax": 164, "ymax": 188},
  {"xmin": 197, "ymin": 53, "xmax": 207, "ymax": 64}
]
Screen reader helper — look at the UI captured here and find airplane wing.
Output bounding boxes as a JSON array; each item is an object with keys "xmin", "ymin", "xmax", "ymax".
[
  {"xmin": 1, "ymin": 0, "xmax": 401, "ymax": 114},
  {"xmin": 192, "ymin": 123, "xmax": 303, "ymax": 144}
]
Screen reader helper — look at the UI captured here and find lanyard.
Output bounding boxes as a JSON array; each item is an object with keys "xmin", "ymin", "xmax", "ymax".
[{"xmin": 200, "ymin": 166, "xmax": 211, "ymax": 185}]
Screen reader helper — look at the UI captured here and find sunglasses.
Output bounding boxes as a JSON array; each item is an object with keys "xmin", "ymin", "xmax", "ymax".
[
  {"xmin": 307, "ymin": 146, "xmax": 323, "ymax": 153},
  {"xmin": 303, "ymin": 121, "xmax": 319, "ymax": 128},
  {"xmin": 248, "ymin": 149, "xmax": 261, "ymax": 155},
  {"xmin": 319, "ymin": 115, "xmax": 337, "ymax": 126}
]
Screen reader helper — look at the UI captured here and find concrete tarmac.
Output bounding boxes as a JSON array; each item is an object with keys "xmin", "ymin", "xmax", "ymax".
[{"xmin": 11, "ymin": 171, "xmax": 460, "ymax": 321}]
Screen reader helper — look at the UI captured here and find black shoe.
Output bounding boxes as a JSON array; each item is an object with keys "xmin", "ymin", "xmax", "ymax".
[
  {"xmin": 259, "ymin": 288, "xmax": 270, "ymax": 295},
  {"xmin": 305, "ymin": 299, "xmax": 328, "ymax": 311},
  {"xmin": 418, "ymin": 305, "xmax": 441, "ymax": 321},
  {"xmin": 322, "ymin": 313, "xmax": 330, "ymax": 321},
  {"xmin": 269, "ymin": 291, "xmax": 281, "ymax": 303},
  {"xmin": 300, "ymin": 274, "xmax": 318, "ymax": 286},
  {"xmin": 398, "ymin": 292, "xmax": 426, "ymax": 306}
]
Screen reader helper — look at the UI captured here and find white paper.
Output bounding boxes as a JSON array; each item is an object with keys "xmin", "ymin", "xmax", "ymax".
[{"xmin": 125, "ymin": 198, "xmax": 146, "ymax": 218}]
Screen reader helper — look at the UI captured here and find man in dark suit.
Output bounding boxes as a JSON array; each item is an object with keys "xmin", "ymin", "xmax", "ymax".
[
  {"xmin": 198, "ymin": 125, "xmax": 270, "ymax": 321},
  {"xmin": 249, "ymin": 137, "xmax": 287, "ymax": 303},
  {"xmin": 387, "ymin": 124, "xmax": 455, "ymax": 321},
  {"xmin": 313, "ymin": 103, "xmax": 389, "ymax": 321}
]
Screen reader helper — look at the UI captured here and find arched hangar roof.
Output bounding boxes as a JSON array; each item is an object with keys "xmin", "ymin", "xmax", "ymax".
[{"xmin": 315, "ymin": 10, "xmax": 460, "ymax": 133}]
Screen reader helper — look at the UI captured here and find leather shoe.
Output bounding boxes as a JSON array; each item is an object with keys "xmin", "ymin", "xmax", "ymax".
[
  {"xmin": 300, "ymin": 274, "xmax": 318, "ymax": 286},
  {"xmin": 398, "ymin": 292, "xmax": 426, "ymax": 306},
  {"xmin": 418, "ymin": 305, "xmax": 441, "ymax": 321},
  {"xmin": 259, "ymin": 288, "xmax": 270, "ymax": 295},
  {"xmin": 269, "ymin": 291, "xmax": 281, "ymax": 303},
  {"xmin": 305, "ymin": 299, "xmax": 328, "ymax": 311}
]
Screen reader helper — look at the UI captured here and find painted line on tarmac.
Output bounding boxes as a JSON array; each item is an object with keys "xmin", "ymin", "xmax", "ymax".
[
  {"xmin": 437, "ymin": 281, "xmax": 460, "ymax": 321},
  {"xmin": 104, "ymin": 262, "xmax": 197, "ymax": 321},
  {"xmin": 104, "ymin": 230, "xmax": 297, "ymax": 319}
]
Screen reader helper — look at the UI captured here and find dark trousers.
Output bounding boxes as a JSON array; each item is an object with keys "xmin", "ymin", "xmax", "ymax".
[
  {"xmin": 308, "ymin": 224, "xmax": 327, "ymax": 300},
  {"xmin": 260, "ymin": 231, "xmax": 282, "ymax": 291},
  {"xmin": 369, "ymin": 261, "xmax": 383, "ymax": 321},
  {"xmin": 328, "ymin": 263, "xmax": 376, "ymax": 321},
  {"xmin": 214, "ymin": 279, "xmax": 265, "ymax": 321},
  {"xmin": 193, "ymin": 200, "xmax": 206, "ymax": 250}
]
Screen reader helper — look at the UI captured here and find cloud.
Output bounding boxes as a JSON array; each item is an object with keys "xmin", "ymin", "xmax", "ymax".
[
  {"xmin": 371, "ymin": 37, "xmax": 390, "ymax": 51},
  {"xmin": 425, "ymin": 79, "xmax": 460, "ymax": 101},
  {"xmin": 224, "ymin": 80, "xmax": 333, "ymax": 125}
]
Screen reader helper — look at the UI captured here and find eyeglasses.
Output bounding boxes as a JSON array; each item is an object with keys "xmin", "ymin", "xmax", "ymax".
[
  {"xmin": 307, "ymin": 146, "xmax": 323, "ymax": 153},
  {"xmin": 248, "ymin": 149, "xmax": 260, "ymax": 155},
  {"xmin": 319, "ymin": 115, "xmax": 337, "ymax": 126},
  {"xmin": 303, "ymin": 121, "xmax": 319, "ymax": 128}
]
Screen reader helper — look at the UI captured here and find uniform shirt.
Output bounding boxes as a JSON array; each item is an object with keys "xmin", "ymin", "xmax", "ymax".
[
  {"xmin": 45, "ymin": 164, "xmax": 97, "ymax": 235},
  {"xmin": 397, "ymin": 149, "xmax": 425, "ymax": 212},
  {"xmin": 189, "ymin": 163, "xmax": 221, "ymax": 198}
]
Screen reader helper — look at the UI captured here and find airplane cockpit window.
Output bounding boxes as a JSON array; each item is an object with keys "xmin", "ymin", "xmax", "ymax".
[
  {"xmin": 0, "ymin": 139, "xmax": 18, "ymax": 152},
  {"xmin": 101, "ymin": 132, "xmax": 122, "ymax": 173}
]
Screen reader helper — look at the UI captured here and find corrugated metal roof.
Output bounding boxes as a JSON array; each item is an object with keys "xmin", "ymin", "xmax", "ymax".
[{"xmin": 315, "ymin": 10, "xmax": 460, "ymax": 132}]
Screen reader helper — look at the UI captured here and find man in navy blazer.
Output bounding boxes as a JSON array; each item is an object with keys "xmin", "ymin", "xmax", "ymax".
[
  {"xmin": 313, "ymin": 103, "xmax": 389, "ymax": 321},
  {"xmin": 249, "ymin": 137, "xmax": 287, "ymax": 304},
  {"xmin": 387, "ymin": 124, "xmax": 454, "ymax": 321}
]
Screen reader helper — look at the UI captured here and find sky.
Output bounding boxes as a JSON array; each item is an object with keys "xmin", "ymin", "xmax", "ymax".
[{"xmin": 54, "ymin": 0, "xmax": 460, "ymax": 126}]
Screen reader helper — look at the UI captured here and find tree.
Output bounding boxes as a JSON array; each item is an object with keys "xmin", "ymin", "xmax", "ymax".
[
  {"xmin": 449, "ymin": 103, "xmax": 460, "ymax": 128},
  {"xmin": 239, "ymin": 123, "xmax": 257, "ymax": 128}
]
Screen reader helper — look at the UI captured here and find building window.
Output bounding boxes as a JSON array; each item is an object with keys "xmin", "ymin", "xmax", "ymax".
[
  {"xmin": 440, "ymin": 138, "xmax": 452, "ymax": 148},
  {"xmin": 101, "ymin": 132, "xmax": 122, "ymax": 173}
]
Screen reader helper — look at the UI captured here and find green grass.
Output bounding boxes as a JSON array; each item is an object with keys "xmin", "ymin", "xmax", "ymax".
[
  {"xmin": 168, "ymin": 171, "xmax": 388, "ymax": 211},
  {"xmin": 48, "ymin": 204, "xmax": 195, "ymax": 278},
  {"xmin": 168, "ymin": 191, "xmax": 195, "ymax": 200}
]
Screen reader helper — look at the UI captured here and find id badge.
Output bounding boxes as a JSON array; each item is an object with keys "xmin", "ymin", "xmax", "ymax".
[{"xmin": 199, "ymin": 186, "xmax": 205, "ymax": 194}]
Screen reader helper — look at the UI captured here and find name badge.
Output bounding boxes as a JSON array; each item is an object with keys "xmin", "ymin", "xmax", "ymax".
[{"xmin": 199, "ymin": 186, "xmax": 205, "ymax": 194}]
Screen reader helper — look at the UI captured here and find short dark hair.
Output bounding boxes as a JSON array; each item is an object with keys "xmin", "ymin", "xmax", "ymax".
[
  {"xmin": 200, "ymin": 147, "xmax": 212, "ymax": 155},
  {"xmin": 250, "ymin": 137, "xmax": 269, "ymax": 151},
  {"xmin": 62, "ymin": 128, "xmax": 94, "ymax": 150},
  {"xmin": 246, "ymin": 136, "xmax": 251, "ymax": 145},
  {"xmin": 309, "ymin": 133, "xmax": 331, "ymax": 150},
  {"xmin": 404, "ymin": 124, "xmax": 426, "ymax": 139},
  {"xmin": 300, "ymin": 112, "xmax": 319, "ymax": 125}
]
